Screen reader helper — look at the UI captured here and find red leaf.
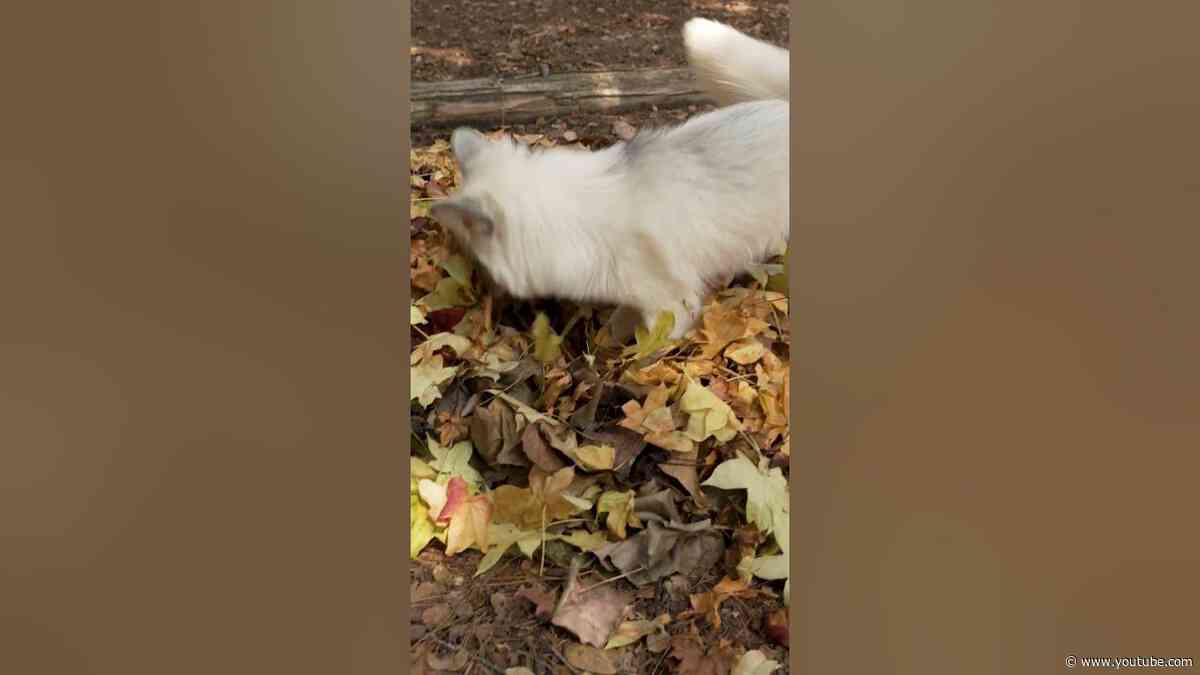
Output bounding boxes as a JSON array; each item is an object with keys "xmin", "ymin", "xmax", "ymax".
[
  {"xmin": 426, "ymin": 307, "xmax": 466, "ymax": 332},
  {"xmin": 765, "ymin": 609, "xmax": 789, "ymax": 647},
  {"xmin": 435, "ymin": 476, "xmax": 468, "ymax": 524}
]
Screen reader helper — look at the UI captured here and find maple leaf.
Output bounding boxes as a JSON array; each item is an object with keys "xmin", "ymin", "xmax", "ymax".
[
  {"xmin": 700, "ymin": 449, "xmax": 787, "ymax": 600},
  {"xmin": 552, "ymin": 558, "xmax": 631, "ymax": 648},
  {"xmin": 411, "ymin": 456, "xmax": 436, "ymax": 480},
  {"xmin": 702, "ymin": 453, "xmax": 789, "ymax": 561},
  {"xmin": 697, "ymin": 300, "xmax": 771, "ymax": 360},
  {"xmin": 435, "ymin": 410, "xmax": 470, "ymax": 446},
  {"xmin": 670, "ymin": 634, "xmax": 735, "ymax": 675},
  {"xmin": 412, "ymin": 332, "xmax": 472, "ymax": 364},
  {"xmin": 558, "ymin": 528, "xmax": 608, "ymax": 552},
  {"xmin": 411, "ymin": 305, "xmax": 426, "ymax": 325},
  {"xmin": 604, "ymin": 614, "xmax": 669, "ymax": 649},
  {"xmin": 415, "ymin": 252, "xmax": 448, "ymax": 291},
  {"xmin": 619, "ymin": 385, "xmax": 671, "ymax": 431},
  {"xmin": 492, "ymin": 466, "xmax": 583, "ymax": 529},
  {"xmin": 444, "ymin": 492, "xmax": 492, "ymax": 556},
  {"xmin": 679, "ymin": 378, "xmax": 742, "ymax": 444},
  {"xmin": 684, "ymin": 577, "xmax": 759, "ymax": 630},
  {"xmin": 418, "ymin": 277, "xmax": 473, "ymax": 311},
  {"xmin": 596, "ymin": 489, "xmax": 640, "ymax": 539},
  {"xmin": 426, "ymin": 437, "xmax": 484, "ymax": 490},
  {"xmin": 540, "ymin": 367, "xmax": 572, "ymax": 410},
  {"xmin": 434, "ymin": 476, "xmax": 469, "ymax": 524},
  {"xmin": 417, "ymin": 255, "xmax": 477, "ymax": 310},
  {"xmin": 724, "ymin": 338, "xmax": 766, "ymax": 365},
  {"xmin": 737, "ymin": 552, "xmax": 788, "ymax": 607},
  {"xmin": 410, "ymin": 477, "xmax": 440, "ymax": 559},
  {"xmin": 475, "ymin": 522, "xmax": 554, "ymax": 576},
  {"xmin": 732, "ymin": 649, "xmax": 781, "ymax": 675},
  {"xmin": 569, "ymin": 444, "xmax": 615, "ymax": 471},
  {"xmin": 621, "ymin": 361, "xmax": 682, "ymax": 388},
  {"xmin": 622, "ymin": 310, "xmax": 677, "ymax": 359},
  {"xmin": 410, "ymin": 354, "xmax": 457, "ymax": 407},
  {"xmin": 531, "ymin": 312, "xmax": 563, "ymax": 364},
  {"xmin": 620, "ymin": 385, "xmax": 696, "ymax": 453}
]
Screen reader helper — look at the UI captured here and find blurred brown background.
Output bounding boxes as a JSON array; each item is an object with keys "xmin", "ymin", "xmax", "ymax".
[{"xmin": 794, "ymin": 1, "xmax": 1200, "ymax": 673}]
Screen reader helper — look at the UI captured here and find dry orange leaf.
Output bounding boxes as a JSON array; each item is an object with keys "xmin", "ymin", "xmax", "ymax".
[{"xmin": 445, "ymin": 493, "xmax": 492, "ymax": 556}]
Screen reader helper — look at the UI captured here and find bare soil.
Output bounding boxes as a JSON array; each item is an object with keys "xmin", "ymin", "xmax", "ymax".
[{"xmin": 411, "ymin": 0, "xmax": 789, "ymax": 148}]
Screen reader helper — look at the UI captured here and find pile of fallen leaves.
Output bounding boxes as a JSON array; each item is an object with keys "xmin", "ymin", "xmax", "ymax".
[{"xmin": 411, "ymin": 132, "xmax": 790, "ymax": 674}]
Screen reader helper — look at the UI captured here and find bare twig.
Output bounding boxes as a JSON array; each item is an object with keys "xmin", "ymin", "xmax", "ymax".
[{"xmin": 579, "ymin": 565, "xmax": 646, "ymax": 594}]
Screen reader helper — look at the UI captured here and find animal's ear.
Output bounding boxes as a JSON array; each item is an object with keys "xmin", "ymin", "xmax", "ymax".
[
  {"xmin": 450, "ymin": 127, "xmax": 488, "ymax": 167},
  {"xmin": 430, "ymin": 196, "xmax": 495, "ymax": 238}
]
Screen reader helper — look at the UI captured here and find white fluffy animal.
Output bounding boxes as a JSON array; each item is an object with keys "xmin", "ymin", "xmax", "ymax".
[{"xmin": 431, "ymin": 18, "xmax": 789, "ymax": 340}]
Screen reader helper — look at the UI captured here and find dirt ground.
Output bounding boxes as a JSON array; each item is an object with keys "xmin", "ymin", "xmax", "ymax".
[
  {"xmin": 410, "ymin": 3, "xmax": 791, "ymax": 673},
  {"xmin": 410, "ymin": 0, "xmax": 789, "ymax": 148},
  {"xmin": 412, "ymin": 0, "xmax": 789, "ymax": 83}
]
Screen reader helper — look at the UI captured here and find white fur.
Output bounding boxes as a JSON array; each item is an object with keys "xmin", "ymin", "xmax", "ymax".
[
  {"xmin": 684, "ymin": 18, "xmax": 790, "ymax": 105},
  {"xmin": 433, "ymin": 20, "xmax": 789, "ymax": 340}
]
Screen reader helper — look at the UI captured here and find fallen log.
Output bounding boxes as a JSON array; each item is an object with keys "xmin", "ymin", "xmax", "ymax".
[{"xmin": 411, "ymin": 67, "xmax": 709, "ymax": 128}]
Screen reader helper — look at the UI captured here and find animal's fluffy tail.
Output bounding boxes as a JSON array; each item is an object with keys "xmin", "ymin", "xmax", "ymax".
[{"xmin": 683, "ymin": 18, "xmax": 789, "ymax": 105}]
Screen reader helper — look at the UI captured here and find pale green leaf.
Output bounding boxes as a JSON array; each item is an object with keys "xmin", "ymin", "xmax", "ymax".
[
  {"xmin": 427, "ymin": 437, "xmax": 484, "ymax": 489},
  {"xmin": 679, "ymin": 378, "xmax": 741, "ymax": 443},
  {"xmin": 622, "ymin": 310, "xmax": 677, "ymax": 359},
  {"xmin": 702, "ymin": 454, "xmax": 788, "ymax": 555},
  {"xmin": 411, "ymin": 355, "xmax": 457, "ymax": 407}
]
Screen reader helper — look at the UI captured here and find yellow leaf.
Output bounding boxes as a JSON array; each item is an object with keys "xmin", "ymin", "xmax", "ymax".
[
  {"xmin": 476, "ymin": 522, "xmax": 552, "ymax": 576},
  {"xmin": 621, "ymin": 362, "xmax": 681, "ymax": 388},
  {"xmin": 559, "ymin": 529, "xmax": 609, "ymax": 551},
  {"xmin": 596, "ymin": 490, "xmax": 638, "ymax": 539},
  {"xmin": 573, "ymin": 444, "xmax": 615, "ymax": 471},
  {"xmin": 679, "ymin": 379, "xmax": 741, "ymax": 443},
  {"xmin": 532, "ymin": 312, "xmax": 563, "ymax": 364},
  {"xmin": 724, "ymin": 338, "xmax": 765, "ymax": 365},
  {"xmin": 411, "ymin": 332, "xmax": 473, "ymax": 364},
  {"xmin": 411, "ymin": 456, "xmax": 436, "ymax": 480},
  {"xmin": 642, "ymin": 406, "xmax": 676, "ymax": 433},
  {"xmin": 411, "ymin": 355, "xmax": 457, "ymax": 407},
  {"xmin": 418, "ymin": 276, "xmax": 474, "ymax": 310},
  {"xmin": 622, "ymin": 310, "xmax": 677, "ymax": 359},
  {"xmin": 605, "ymin": 615, "xmax": 669, "ymax": 649},
  {"xmin": 492, "ymin": 466, "xmax": 583, "ymax": 529},
  {"xmin": 619, "ymin": 385, "xmax": 671, "ymax": 432},
  {"xmin": 410, "ymin": 477, "xmax": 441, "ymax": 559},
  {"xmin": 644, "ymin": 430, "xmax": 694, "ymax": 453},
  {"xmin": 732, "ymin": 649, "xmax": 781, "ymax": 675}
]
